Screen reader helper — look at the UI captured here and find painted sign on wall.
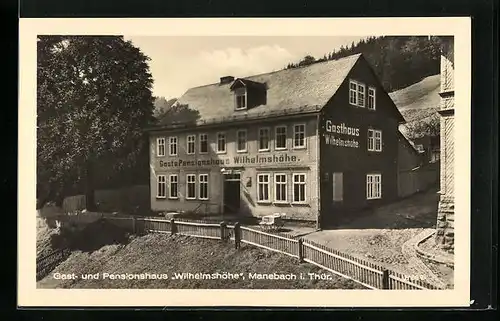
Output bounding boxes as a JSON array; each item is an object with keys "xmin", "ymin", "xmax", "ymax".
[
  {"xmin": 324, "ymin": 120, "xmax": 360, "ymax": 148},
  {"xmin": 159, "ymin": 153, "xmax": 301, "ymax": 168}
]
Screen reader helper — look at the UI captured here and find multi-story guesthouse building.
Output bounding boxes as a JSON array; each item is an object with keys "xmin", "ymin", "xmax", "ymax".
[{"xmin": 146, "ymin": 53, "xmax": 412, "ymax": 227}]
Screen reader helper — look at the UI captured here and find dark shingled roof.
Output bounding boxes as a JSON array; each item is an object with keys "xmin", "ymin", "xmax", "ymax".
[{"xmin": 156, "ymin": 53, "xmax": 362, "ymax": 128}]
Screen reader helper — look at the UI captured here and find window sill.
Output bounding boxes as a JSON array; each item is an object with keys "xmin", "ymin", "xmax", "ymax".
[
  {"xmin": 258, "ymin": 149, "xmax": 271, "ymax": 153},
  {"xmin": 275, "ymin": 147, "xmax": 287, "ymax": 151},
  {"xmin": 168, "ymin": 197, "xmax": 179, "ymax": 200},
  {"xmin": 367, "ymin": 197, "xmax": 382, "ymax": 200},
  {"xmin": 199, "ymin": 151, "xmax": 208, "ymax": 155},
  {"xmin": 292, "ymin": 146, "xmax": 306, "ymax": 150},
  {"xmin": 291, "ymin": 202, "xmax": 309, "ymax": 206},
  {"xmin": 156, "ymin": 196, "xmax": 167, "ymax": 200},
  {"xmin": 257, "ymin": 201, "xmax": 272, "ymax": 205},
  {"xmin": 237, "ymin": 150, "xmax": 248, "ymax": 154},
  {"xmin": 216, "ymin": 151, "xmax": 227, "ymax": 155},
  {"xmin": 186, "ymin": 197, "xmax": 197, "ymax": 201},
  {"xmin": 169, "ymin": 154, "xmax": 178, "ymax": 157},
  {"xmin": 273, "ymin": 201, "xmax": 289, "ymax": 206}
]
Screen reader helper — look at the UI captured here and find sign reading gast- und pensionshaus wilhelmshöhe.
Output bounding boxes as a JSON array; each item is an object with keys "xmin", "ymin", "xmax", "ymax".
[
  {"xmin": 324, "ymin": 120, "xmax": 360, "ymax": 148},
  {"xmin": 159, "ymin": 154, "xmax": 301, "ymax": 168}
]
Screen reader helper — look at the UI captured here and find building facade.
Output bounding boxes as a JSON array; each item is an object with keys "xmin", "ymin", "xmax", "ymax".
[
  {"xmin": 147, "ymin": 54, "xmax": 409, "ymax": 228},
  {"xmin": 436, "ymin": 37, "xmax": 455, "ymax": 251}
]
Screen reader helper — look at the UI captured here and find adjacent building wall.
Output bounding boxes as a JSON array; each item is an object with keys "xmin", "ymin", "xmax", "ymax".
[{"xmin": 436, "ymin": 37, "xmax": 455, "ymax": 252}]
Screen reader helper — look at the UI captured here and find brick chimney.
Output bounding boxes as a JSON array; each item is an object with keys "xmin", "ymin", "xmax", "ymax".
[{"xmin": 220, "ymin": 76, "xmax": 235, "ymax": 85}]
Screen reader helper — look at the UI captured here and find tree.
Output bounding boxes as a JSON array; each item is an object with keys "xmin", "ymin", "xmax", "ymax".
[
  {"xmin": 298, "ymin": 55, "xmax": 316, "ymax": 67},
  {"xmin": 37, "ymin": 36, "xmax": 155, "ymax": 209},
  {"xmin": 153, "ymin": 96, "xmax": 177, "ymax": 118},
  {"xmin": 403, "ymin": 112, "xmax": 440, "ymax": 140},
  {"xmin": 281, "ymin": 36, "xmax": 442, "ymax": 92}
]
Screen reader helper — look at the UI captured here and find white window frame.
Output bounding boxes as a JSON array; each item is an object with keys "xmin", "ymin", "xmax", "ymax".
[
  {"xmin": 156, "ymin": 137, "xmax": 166, "ymax": 157},
  {"xmin": 216, "ymin": 132, "xmax": 226, "ymax": 154},
  {"xmin": 274, "ymin": 173, "xmax": 288, "ymax": 203},
  {"xmin": 186, "ymin": 174, "xmax": 197, "ymax": 200},
  {"xmin": 186, "ymin": 134, "xmax": 196, "ymax": 155},
  {"xmin": 366, "ymin": 173, "xmax": 382, "ymax": 200},
  {"xmin": 292, "ymin": 173, "xmax": 307, "ymax": 204},
  {"xmin": 198, "ymin": 174, "xmax": 209, "ymax": 200},
  {"xmin": 168, "ymin": 174, "xmax": 178, "ymax": 199},
  {"xmin": 367, "ymin": 86, "xmax": 376, "ymax": 110},
  {"xmin": 349, "ymin": 79, "xmax": 366, "ymax": 107},
  {"xmin": 293, "ymin": 124, "xmax": 306, "ymax": 149},
  {"xmin": 156, "ymin": 175, "xmax": 167, "ymax": 199},
  {"xmin": 236, "ymin": 129, "xmax": 248, "ymax": 153},
  {"xmin": 199, "ymin": 133, "xmax": 208, "ymax": 154},
  {"xmin": 258, "ymin": 127, "xmax": 270, "ymax": 152},
  {"xmin": 169, "ymin": 136, "xmax": 178, "ymax": 156},
  {"xmin": 234, "ymin": 87, "xmax": 247, "ymax": 110},
  {"xmin": 368, "ymin": 129, "xmax": 383, "ymax": 152},
  {"xmin": 275, "ymin": 125, "xmax": 287, "ymax": 150},
  {"xmin": 257, "ymin": 173, "xmax": 271, "ymax": 203}
]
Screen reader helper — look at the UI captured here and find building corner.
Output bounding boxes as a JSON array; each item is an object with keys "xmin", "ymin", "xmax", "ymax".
[{"xmin": 435, "ymin": 36, "xmax": 455, "ymax": 253}]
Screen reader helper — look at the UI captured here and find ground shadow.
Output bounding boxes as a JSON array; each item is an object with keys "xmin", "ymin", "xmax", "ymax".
[
  {"xmin": 61, "ymin": 219, "xmax": 131, "ymax": 253},
  {"xmin": 323, "ymin": 187, "xmax": 439, "ymax": 230}
]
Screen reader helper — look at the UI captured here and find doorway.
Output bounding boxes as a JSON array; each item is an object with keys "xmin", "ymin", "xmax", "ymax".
[{"xmin": 223, "ymin": 173, "xmax": 241, "ymax": 214}]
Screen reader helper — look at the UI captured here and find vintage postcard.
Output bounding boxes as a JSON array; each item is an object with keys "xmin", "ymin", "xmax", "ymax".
[{"xmin": 18, "ymin": 17, "xmax": 471, "ymax": 307}]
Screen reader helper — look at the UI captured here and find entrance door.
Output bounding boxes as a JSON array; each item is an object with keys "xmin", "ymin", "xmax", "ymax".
[{"xmin": 223, "ymin": 173, "xmax": 241, "ymax": 213}]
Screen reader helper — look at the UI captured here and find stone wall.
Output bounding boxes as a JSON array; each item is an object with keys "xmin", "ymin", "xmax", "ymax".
[{"xmin": 436, "ymin": 196, "xmax": 455, "ymax": 251}]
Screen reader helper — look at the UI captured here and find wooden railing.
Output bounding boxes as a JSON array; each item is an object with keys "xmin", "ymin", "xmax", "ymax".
[
  {"xmin": 240, "ymin": 226, "xmax": 299, "ymax": 258},
  {"xmin": 301, "ymin": 239, "xmax": 385, "ymax": 289}
]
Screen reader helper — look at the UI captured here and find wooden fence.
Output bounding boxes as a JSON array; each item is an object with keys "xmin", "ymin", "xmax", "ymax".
[
  {"xmin": 36, "ymin": 215, "xmax": 444, "ymax": 290},
  {"xmin": 240, "ymin": 226, "xmax": 299, "ymax": 258}
]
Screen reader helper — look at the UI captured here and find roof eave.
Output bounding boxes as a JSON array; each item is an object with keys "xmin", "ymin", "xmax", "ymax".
[{"xmin": 144, "ymin": 108, "xmax": 322, "ymax": 133}]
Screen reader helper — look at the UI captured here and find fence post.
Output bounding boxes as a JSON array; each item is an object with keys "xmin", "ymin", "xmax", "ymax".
[
  {"xmin": 382, "ymin": 269, "xmax": 390, "ymax": 289},
  {"xmin": 132, "ymin": 217, "xmax": 137, "ymax": 234},
  {"xmin": 234, "ymin": 222, "xmax": 241, "ymax": 249},
  {"xmin": 298, "ymin": 238, "xmax": 304, "ymax": 262},
  {"xmin": 220, "ymin": 221, "xmax": 227, "ymax": 242},
  {"xmin": 170, "ymin": 218, "xmax": 177, "ymax": 234}
]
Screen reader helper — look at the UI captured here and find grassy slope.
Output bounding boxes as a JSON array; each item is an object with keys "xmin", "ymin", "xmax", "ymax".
[
  {"xmin": 37, "ymin": 221, "xmax": 364, "ymax": 289},
  {"xmin": 389, "ymin": 74, "xmax": 440, "ymax": 112},
  {"xmin": 389, "ymin": 74, "xmax": 440, "ymax": 137}
]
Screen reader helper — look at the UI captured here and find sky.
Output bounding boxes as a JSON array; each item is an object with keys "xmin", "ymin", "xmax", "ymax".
[{"xmin": 124, "ymin": 36, "xmax": 366, "ymax": 99}]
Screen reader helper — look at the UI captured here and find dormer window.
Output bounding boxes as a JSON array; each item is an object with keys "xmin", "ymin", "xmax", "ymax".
[
  {"xmin": 235, "ymin": 88, "xmax": 247, "ymax": 110},
  {"xmin": 230, "ymin": 78, "xmax": 266, "ymax": 110}
]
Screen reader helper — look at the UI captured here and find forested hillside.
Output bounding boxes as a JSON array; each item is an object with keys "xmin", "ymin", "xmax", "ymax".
[{"xmin": 285, "ymin": 36, "xmax": 443, "ymax": 93}]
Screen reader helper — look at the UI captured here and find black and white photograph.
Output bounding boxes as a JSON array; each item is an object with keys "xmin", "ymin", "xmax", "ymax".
[{"xmin": 19, "ymin": 18, "xmax": 471, "ymax": 307}]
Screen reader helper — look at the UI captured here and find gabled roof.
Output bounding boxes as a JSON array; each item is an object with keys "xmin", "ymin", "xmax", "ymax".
[
  {"xmin": 229, "ymin": 78, "xmax": 266, "ymax": 91},
  {"xmin": 155, "ymin": 53, "xmax": 362, "ymax": 128}
]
